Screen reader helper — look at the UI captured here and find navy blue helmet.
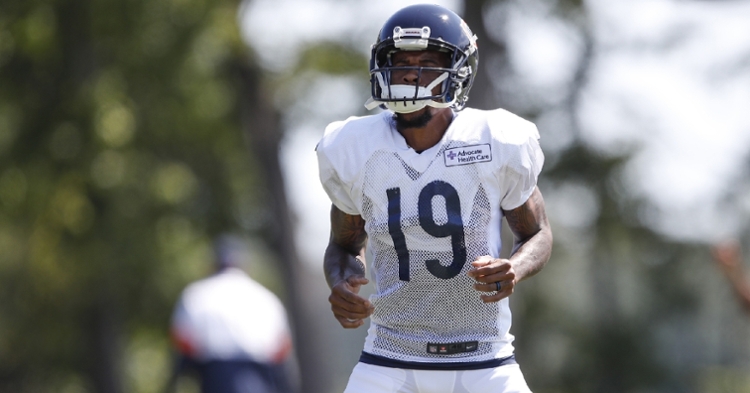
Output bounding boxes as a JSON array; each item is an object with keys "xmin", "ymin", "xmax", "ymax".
[{"xmin": 365, "ymin": 4, "xmax": 479, "ymax": 113}]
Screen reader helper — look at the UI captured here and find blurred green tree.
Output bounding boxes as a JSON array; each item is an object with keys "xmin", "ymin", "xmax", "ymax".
[{"xmin": 0, "ymin": 0, "xmax": 289, "ymax": 392}]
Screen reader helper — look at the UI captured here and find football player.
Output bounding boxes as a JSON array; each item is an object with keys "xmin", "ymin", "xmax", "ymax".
[
  {"xmin": 168, "ymin": 235, "xmax": 296, "ymax": 393},
  {"xmin": 316, "ymin": 4, "xmax": 553, "ymax": 392}
]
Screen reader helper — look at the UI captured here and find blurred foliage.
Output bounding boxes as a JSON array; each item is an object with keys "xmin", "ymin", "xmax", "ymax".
[
  {"xmin": 0, "ymin": 0, "xmax": 270, "ymax": 391},
  {"xmin": 269, "ymin": 0, "xmax": 750, "ymax": 392},
  {"xmin": 477, "ymin": 1, "xmax": 750, "ymax": 393},
  {"xmin": 296, "ymin": 41, "xmax": 367, "ymax": 76}
]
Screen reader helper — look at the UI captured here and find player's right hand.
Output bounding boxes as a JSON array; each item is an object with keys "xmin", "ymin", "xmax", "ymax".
[{"xmin": 329, "ymin": 275, "xmax": 374, "ymax": 329}]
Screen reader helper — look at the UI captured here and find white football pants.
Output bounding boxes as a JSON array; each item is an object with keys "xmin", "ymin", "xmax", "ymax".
[{"xmin": 343, "ymin": 362, "xmax": 533, "ymax": 393}]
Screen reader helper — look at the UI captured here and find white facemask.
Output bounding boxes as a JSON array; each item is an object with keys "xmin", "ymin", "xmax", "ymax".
[{"xmin": 364, "ymin": 72, "xmax": 452, "ymax": 113}]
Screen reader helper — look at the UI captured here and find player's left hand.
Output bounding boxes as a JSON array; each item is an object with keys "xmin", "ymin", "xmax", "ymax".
[{"xmin": 467, "ymin": 255, "xmax": 516, "ymax": 303}]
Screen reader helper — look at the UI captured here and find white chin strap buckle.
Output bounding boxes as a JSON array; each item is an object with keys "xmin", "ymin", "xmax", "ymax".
[{"xmin": 364, "ymin": 72, "xmax": 451, "ymax": 113}]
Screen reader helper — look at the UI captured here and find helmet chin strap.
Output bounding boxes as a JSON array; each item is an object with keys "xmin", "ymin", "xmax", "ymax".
[{"xmin": 364, "ymin": 72, "xmax": 453, "ymax": 113}]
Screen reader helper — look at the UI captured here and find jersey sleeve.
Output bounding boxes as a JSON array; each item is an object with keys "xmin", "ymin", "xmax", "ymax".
[
  {"xmin": 316, "ymin": 121, "xmax": 360, "ymax": 215},
  {"xmin": 496, "ymin": 119, "xmax": 544, "ymax": 211}
]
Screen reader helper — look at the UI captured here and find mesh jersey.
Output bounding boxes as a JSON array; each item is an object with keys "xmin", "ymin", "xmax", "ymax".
[{"xmin": 317, "ymin": 108, "xmax": 544, "ymax": 364}]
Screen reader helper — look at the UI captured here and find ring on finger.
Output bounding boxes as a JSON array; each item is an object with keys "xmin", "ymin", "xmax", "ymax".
[{"xmin": 495, "ymin": 281, "xmax": 502, "ymax": 292}]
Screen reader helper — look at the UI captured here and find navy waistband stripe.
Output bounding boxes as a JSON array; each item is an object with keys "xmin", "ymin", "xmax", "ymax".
[{"xmin": 358, "ymin": 352, "xmax": 517, "ymax": 371}]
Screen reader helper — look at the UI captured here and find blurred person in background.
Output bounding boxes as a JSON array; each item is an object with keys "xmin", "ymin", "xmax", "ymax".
[
  {"xmin": 316, "ymin": 4, "xmax": 553, "ymax": 393},
  {"xmin": 712, "ymin": 240, "xmax": 750, "ymax": 313},
  {"xmin": 166, "ymin": 235, "xmax": 297, "ymax": 393}
]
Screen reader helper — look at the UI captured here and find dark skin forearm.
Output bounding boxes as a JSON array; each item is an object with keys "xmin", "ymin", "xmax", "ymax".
[
  {"xmin": 324, "ymin": 242, "xmax": 367, "ymax": 289},
  {"xmin": 324, "ymin": 205, "xmax": 374, "ymax": 328},
  {"xmin": 324, "ymin": 205, "xmax": 367, "ymax": 288},
  {"xmin": 504, "ymin": 186, "xmax": 553, "ymax": 282},
  {"xmin": 468, "ymin": 186, "xmax": 552, "ymax": 302}
]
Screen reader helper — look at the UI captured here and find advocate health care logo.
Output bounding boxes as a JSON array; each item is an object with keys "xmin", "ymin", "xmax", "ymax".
[{"xmin": 444, "ymin": 144, "xmax": 492, "ymax": 167}]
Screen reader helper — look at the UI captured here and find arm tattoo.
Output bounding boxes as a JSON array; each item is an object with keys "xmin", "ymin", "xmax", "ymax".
[
  {"xmin": 330, "ymin": 206, "xmax": 367, "ymax": 255},
  {"xmin": 324, "ymin": 205, "xmax": 368, "ymax": 288},
  {"xmin": 504, "ymin": 188, "xmax": 545, "ymax": 243},
  {"xmin": 502, "ymin": 187, "xmax": 553, "ymax": 281}
]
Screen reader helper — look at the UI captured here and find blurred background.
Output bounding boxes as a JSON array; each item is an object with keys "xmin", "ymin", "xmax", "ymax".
[{"xmin": 1, "ymin": 0, "xmax": 750, "ymax": 392}]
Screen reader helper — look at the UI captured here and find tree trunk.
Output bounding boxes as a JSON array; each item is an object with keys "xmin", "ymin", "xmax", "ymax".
[
  {"xmin": 57, "ymin": 1, "xmax": 125, "ymax": 392},
  {"xmin": 234, "ymin": 59, "xmax": 327, "ymax": 393}
]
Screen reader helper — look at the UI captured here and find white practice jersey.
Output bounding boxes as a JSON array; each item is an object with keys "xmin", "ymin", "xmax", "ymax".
[{"xmin": 317, "ymin": 108, "xmax": 544, "ymax": 364}]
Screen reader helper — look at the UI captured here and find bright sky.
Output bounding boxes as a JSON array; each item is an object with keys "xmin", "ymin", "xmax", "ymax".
[
  {"xmin": 240, "ymin": 0, "xmax": 750, "ymax": 263},
  {"xmin": 582, "ymin": 0, "xmax": 750, "ymax": 240}
]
